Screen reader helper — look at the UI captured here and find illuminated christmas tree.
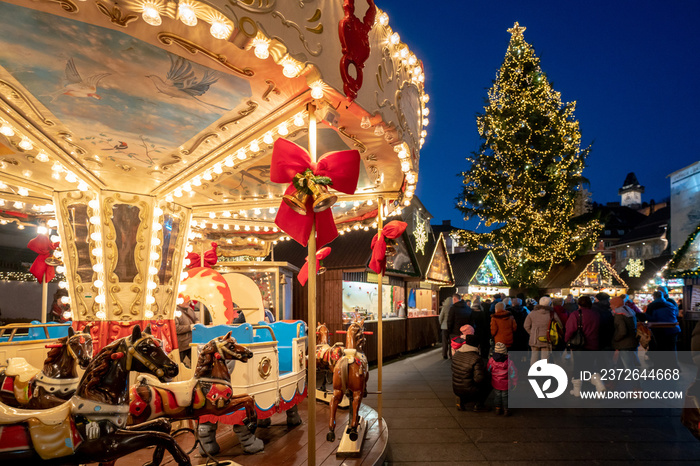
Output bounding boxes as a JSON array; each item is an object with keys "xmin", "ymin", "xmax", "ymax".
[{"xmin": 456, "ymin": 22, "xmax": 600, "ymax": 287}]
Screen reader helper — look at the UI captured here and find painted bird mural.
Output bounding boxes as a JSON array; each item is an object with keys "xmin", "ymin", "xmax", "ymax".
[
  {"xmin": 146, "ymin": 55, "xmax": 228, "ymax": 112},
  {"xmin": 52, "ymin": 58, "xmax": 111, "ymax": 101}
]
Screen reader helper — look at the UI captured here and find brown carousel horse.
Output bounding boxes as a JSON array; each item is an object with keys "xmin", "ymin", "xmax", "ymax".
[
  {"xmin": 129, "ymin": 331, "xmax": 256, "ymax": 431},
  {"xmin": 0, "ymin": 325, "xmax": 190, "ymax": 465},
  {"xmin": 0, "ymin": 326, "xmax": 93, "ymax": 409},
  {"xmin": 316, "ymin": 323, "xmax": 343, "ymax": 392},
  {"xmin": 327, "ymin": 317, "xmax": 369, "ymax": 442}
]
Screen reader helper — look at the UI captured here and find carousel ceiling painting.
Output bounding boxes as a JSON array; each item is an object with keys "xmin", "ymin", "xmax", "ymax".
[{"xmin": 0, "ymin": 0, "xmax": 429, "ymax": 256}]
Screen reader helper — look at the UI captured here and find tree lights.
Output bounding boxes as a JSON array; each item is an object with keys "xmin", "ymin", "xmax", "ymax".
[{"xmin": 455, "ymin": 22, "xmax": 600, "ymax": 287}]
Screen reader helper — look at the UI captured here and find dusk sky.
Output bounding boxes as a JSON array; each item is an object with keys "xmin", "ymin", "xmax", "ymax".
[{"xmin": 381, "ymin": 1, "xmax": 700, "ymax": 229}]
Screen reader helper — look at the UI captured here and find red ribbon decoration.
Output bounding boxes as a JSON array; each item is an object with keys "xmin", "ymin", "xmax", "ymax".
[
  {"xmin": 298, "ymin": 247, "xmax": 332, "ymax": 286},
  {"xmin": 186, "ymin": 242, "xmax": 218, "ymax": 268},
  {"xmin": 271, "ymin": 138, "xmax": 360, "ymax": 248},
  {"xmin": 27, "ymin": 234, "xmax": 58, "ymax": 284},
  {"xmin": 369, "ymin": 221, "xmax": 407, "ymax": 275}
]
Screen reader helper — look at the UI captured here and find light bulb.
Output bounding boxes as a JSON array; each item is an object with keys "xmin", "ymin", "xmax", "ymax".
[
  {"xmin": 213, "ymin": 163, "xmax": 223, "ymax": 174},
  {"xmin": 152, "ymin": 237, "xmax": 161, "ymax": 246},
  {"xmin": 374, "ymin": 125, "xmax": 385, "ymax": 136},
  {"xmin": 0, "ymin": 122, "xmax": 14, "ymax": 137},
  {"xmin": 92, "ymin": 247, "xmax": 103, "ymax": 256},
  {"xmin": 56, "ymin": 265, "xmax": 65, "ymax": 274},
  {"xmin": 178, "ymin": 3, "xmax": 197, "ymax": 26},
  {"xmin": 90, "ymin": 232, "xmax": 101, "ymax": 242},
  {"xmin": 252, "ymin": 37, "xmax": 269, "ymax": 59},
  {"xmin": 263, "ymin": 132, "xmax": 274, "ymax": 145},
  {"xmin": 96, "ymin": 310, "xmax": 106, "ymax": 320},
  {"xmin": 210, "ymin": 20, "xmax": 231, "ymax": 40},
  {"xmin": 152, "ymin": 222, "xmax": 162, "ymax": 231},
  {"xmin": 88, "ymin": 199, "xmax": 99, "ymax": 210},
  {"xmin": 37, "ymin": 225, "xmax": 48, "ymax": 235},
  {"xmin": 62, "ymin": 310, "xmax": 72, "ymax": 320},
  {"xmin": 13, "ymin": 201, "xmax": 23, "ymax": 209},
  {"xmin": 192, "ymin": 177, "xmax": 202, "ymax": 186},
  {"xmin": 249, "ymin": 140, "xmax": 259, "ymax": 152},
  {"xmin": 36, "ymin": 150, "xmax": 49, "ymax": 161},
  {"xmin": 378, "ymin": 12, "xmax": 389, "ymax": 26},
  {"xmin": 224, "ymin": 157, "xmax": 234, "ymax": 167},
  {"xmin": 390, "ymin": 32, "xmax": 400, "ymax": 45},
  {"xmin": 18, "ymin": 187, "xmax": 29, "ymax": 196},
  {"xmin": 278, "ymin": 123, "xmax": 288, "ymax": 136},
  {"xmin": 150, "ymin": 251, "xmax": 159, "ymax": 261},
  {"xmin": 50, "ymin": 234, "xmax": 60, "ymax": 242},
  {"xmin": 18, "ymin": 137, "xmax": 33, "ymax": 151},
  {"xmin": 147, "ymin": 281, "xmax": 157, "ymax": 290},
  {"xmin": 94, "ymin": 279, "xmax": 103, "ymax": 288},
  {"xmin": 149, "ymin": 266, "xmax": 158, "ymax": 275},
  {"xmin": 310, "ymin": 81, "xmax": 324, "ymax": 99},
  {"xmin": 145, "ymin": 306, "xmax": 155, "ymax": 316},
  {"xmin": 77, "ymin": 182, "xmax": 88, "ymax": 191},
  {"xmin": 60, "ymin": 296, "xmax": 70, "ymax": 304},
  {"xmin": 293, "ymin": 113, "xmax": 305, "ymax": 127},
  {"xmin": 141, "ymin": 3, "xmax": 162, "ymax": 26},
  {"xmin": 92, "ymin": 263, "xmax": 103, "ymax": 273},
  {"xmin": 360, "ymin": 115, "xmax": 371, "ymax": 129},
  {"xmin": 174, "ymin": 309, "xmax": 183, "ymax": 318}
]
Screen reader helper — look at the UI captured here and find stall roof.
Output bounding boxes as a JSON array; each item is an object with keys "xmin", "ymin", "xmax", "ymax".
[
  {"xmin": 540, "ymin": 253, "xmax": 627, "ymax": 291},
  {"xmin": 449, "ymin": 250, "xmax": 509, "ymax": 288},
  {"xmin": 666, "ymin": 222, "xmax": 700, "ymax": 278},
  {"xmin": 423, "ymin": 233, "xmax": 454, "ymax": 285}
]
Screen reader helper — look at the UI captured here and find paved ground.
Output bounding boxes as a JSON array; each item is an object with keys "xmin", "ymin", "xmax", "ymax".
[{"xmin": 361, "ymin": 347, "xmax": 700, "ymax": 465}]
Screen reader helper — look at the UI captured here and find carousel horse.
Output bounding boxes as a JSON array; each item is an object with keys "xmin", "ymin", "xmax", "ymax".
[
  {"xmin": 316, "ymin": 323, "xmax": 343, "ymax": 392},
  {"xmin": 129, "ymin": 331, "xmax": 257, "ymax": 431},
  {"xmin": 327, "ymin": 317, "xmax": 369, "ymax": 442},
  {"xmin": 0, "ymin": 325, "xmax": 190, "ymax": 466},
  {"xmin": 0, "ymin": 326, "xmax": 93, "ymax": 409}
]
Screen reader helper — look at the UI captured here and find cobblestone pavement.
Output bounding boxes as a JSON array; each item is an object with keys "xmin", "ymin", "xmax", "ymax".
[{"xmin": 361, "ymin": 347, "xmax": 700, "ymax": 465}]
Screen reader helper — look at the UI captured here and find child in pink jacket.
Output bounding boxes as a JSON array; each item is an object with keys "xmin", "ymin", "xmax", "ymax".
[{"xmin": 487, "ymin": 342, "xmax": 518, "ymax": 416}]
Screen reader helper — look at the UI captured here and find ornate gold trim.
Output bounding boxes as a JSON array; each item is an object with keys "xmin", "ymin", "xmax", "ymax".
[
  {"xmin": 38, "ymin": 0, "xmax": 78, "ymax": 14},
  {"xmin": 258, "ymin": 356, "xmax": 272, "ymax": 379},
  {"xmin": 0, "ymin": 80, "xmax": 56, "ymax": 127},
  {"xmin": 102, "ymin": 194, "xmax": 124, "ymax": 318},
  {"xmin": 218, "ymin": 100, "xmax": 258, "ymax": 131},
  {"xmin": 270, "ymin": 10, "xmax": 322, "ymax": 57},
  {"xmin": 157, "ymin": 33, "xmax": 254, "ymax": 78},
  {"xmin": 181, "ymin": 133, "xmax": 219, "ymax": 156},
  {"xmin": 261, "ymin": 80, "xmax": 280, "ymax": 102},
  {"xmin": 57, "ymin": 132, "xmax": 87, "ymax": 156},
  {"xmin": 337, "ymin": 127, "xmax": 366, "ymax": 153},
  {"xmin": 94, "ymin": 1, "xmax": 138, "ymax": 27}
]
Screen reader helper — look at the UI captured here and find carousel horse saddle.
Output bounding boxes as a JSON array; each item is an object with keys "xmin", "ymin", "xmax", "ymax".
[
  {"xmin": 0, "ymin": 397, "xmax": 72, "ymax": 426},
  {"xmin": 137, "ymin": 374, "xmax": 198, "ymax": 408},
  {"xmin": 4, "ymin": 358, "xmax": 40, "ymax": 383}
]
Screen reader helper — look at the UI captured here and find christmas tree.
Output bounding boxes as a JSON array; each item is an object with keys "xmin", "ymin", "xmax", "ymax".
[{"xmin": 456, "ymin": 22, "xmax": 600, "ymax": 287}]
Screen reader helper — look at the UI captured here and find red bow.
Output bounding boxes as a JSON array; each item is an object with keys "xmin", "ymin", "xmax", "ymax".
[
  {"xmin": 186, "ymin": 242, "xmax": 218, "ymax": 268},
  {"xmin": 27, "ymin": 235, "xmax": 59, "ymax": 284},
  {"xmin": 271, "ymin": 138, "xmax": 360, "ymax": 248},
  {"xmin": 298, "ymin": 247, "xmax": 331, "ymax": 286},
  {"xmin": 369, "ymin": 221, "xmax": 407, "ymax": 275}
]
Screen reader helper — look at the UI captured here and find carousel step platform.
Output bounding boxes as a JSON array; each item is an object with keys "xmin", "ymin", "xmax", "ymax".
[
  {"xmin": 100, "ymin": 401, "xmax": 387, "ymax": 465},
  {"xmin": 336, "ymin": 415, "xmax": 367, "ymax": 458}
]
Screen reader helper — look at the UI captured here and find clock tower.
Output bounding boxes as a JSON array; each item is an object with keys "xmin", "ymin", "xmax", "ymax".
[{"xmin": 619, "ymin": 172, "xmax": 644, "ymax": 209}]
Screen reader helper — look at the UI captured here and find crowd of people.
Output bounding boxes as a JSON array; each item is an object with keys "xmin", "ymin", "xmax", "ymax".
[{"xmin": 439, "ymin": 288, "xmax": 682, "ymax": 414}]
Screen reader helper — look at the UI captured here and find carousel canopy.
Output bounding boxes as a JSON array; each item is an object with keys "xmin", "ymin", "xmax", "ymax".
[{"xmin": 0, "ymin": 0, "xmax": 428, "ymax": 257}]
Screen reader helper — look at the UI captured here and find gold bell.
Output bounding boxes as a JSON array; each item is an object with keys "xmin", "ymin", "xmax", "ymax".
[
  {"xmin": 283, "ymin": 188, "xmax": 309, "ymax": 215},
  {"xmin": 45, "ymin": 248, "xmax": 64, "ymax": 267},
  {"xmin": 385, "ymin": 239, "xmax": 398, "ymax": 256},
  {"xmin": 308, "ymin": 180, "xmax": 337, "ymax": 213},
  {"xmin": 318, "ymin": 266, "xmax": 327, "ymax": 275}
]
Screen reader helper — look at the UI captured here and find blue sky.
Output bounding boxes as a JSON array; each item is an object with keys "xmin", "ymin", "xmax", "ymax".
[{"xmin": 381, "ymin": 1, "xmax": 700, "ymax": 229}]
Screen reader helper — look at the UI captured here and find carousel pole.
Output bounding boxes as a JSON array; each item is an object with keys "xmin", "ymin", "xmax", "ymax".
[
  {"xmin": 377, "ymin": 197, "xmax": 384, "ymax": 421},
  {"xmin": 306, "ymin": 102, "xmax": 318, "ymax": 465},
  {"xmin": 41, "ymin": 271, "xmax": 48, "ymax": 323}
]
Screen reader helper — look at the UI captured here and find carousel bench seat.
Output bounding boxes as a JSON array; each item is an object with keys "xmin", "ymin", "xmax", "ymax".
[
  {"xmin": 191, "ymin": 323, "xmax": 254, "ymax": 345},
  {"xmin": 29, "ymin": 321, "xmax": 71, "ymax": 340},
  {"xmin": 266, "ymin": 321, "xmax": 305, "ymax": 373}
]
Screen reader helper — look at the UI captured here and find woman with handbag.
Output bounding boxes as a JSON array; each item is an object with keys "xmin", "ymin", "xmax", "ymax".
[{"xmin": 565, "ymin": 296, "xmax": 600, "ymax": 396}]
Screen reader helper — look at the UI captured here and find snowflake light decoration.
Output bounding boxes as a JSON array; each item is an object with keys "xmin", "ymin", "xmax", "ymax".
[{"xmin": 625, "ymin": 258, "xmax": 644, "ymax": 278}]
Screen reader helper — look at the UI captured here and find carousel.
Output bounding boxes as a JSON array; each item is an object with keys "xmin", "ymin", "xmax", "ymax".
[{"xmin": 0, "ymin": 0, "xmax": 428, "ymax": 464}]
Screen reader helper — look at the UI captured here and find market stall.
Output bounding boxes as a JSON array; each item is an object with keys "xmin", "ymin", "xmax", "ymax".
[
  {"xmin": 450, "ymin": 249, "xmax": 509, "ymax": 298},
  {"xmin": 618, "ymin": 254, "xmax": 682, "ymax": 308},
  {"xmin": 539, "ymin": 252, "xmax": 627, "ymax": 297},
  {"xmin": 0, "ymin": 0, "xmax": 429, "ymax": 462}
]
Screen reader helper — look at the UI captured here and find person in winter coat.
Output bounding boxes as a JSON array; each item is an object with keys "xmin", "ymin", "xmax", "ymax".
[
  {"xmin": 491, "ymin": 302, "xmax": 517, "ymax": 348},
  {"xmin": 470, "ymin": 303, "xmax": 490, "ymax": 358},
  {"xmin": 611, "ymin": 295, "xmax": 639, "ymax": 386},
  {"xmin": 563, "ymin": 294, "xmax": 578, "ymax": 315},
  {"xmin": 552, "ymin": 297, "xmax": 568, "ymax": 326},
  {"xmin": 452, "ymin": 334, "xmax": 491, "ymax": 412},
  {"xmin": 593, "ymin": 293, "xmax": 614, "ymax": 351},
  {"xmin": 646, "ymin": 290, "xmax": 681, "ymax": 369},
  {"xmin": 565, "ymin": 296, "xmax": 603, "ymax": 396},
  {"xmin": 489, "ymin": 293, "xmax": 503, "ymax": 314},
  {"xmin": 488, "ymin": 342, "xmax": 518, "ymax": 416},
  {"xmin": 508, "ymin": 298, "xmax": 530, "ymax": 353},
  {"xmin": 524, "ymin": 297, "xmax": 562, "ymax": 365},
  {"xmin": 175, "ymin": 301, "xmax": 199, "ymax": 367},
  {"xmin": 447, "ymin": 293, "xmax": 472, "ymax": 339},
  {"xmin": 439, "ymin": 296, "xmax": 453, "ymax": 359},
  {"xmin": 451, "ymin": 324, "xmax": 475, "ymax": 355}
]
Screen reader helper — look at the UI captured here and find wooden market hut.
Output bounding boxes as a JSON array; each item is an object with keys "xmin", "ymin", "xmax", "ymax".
[
  {"xmin": 539, "ymin": 252, "xmax": 627, "ymax": 297},
  {"xmin": 449, "ymin": 250, "xmax": 509, "ymax": 298},
  {"xmin": 269, "ymin": 226, "xmax": 444, "ymax": 362}
]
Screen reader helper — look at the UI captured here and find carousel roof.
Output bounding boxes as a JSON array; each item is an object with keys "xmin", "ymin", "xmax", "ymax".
[{"xmin": 0, "ymin": 0, "xmax": 428, "ymax": 257}]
